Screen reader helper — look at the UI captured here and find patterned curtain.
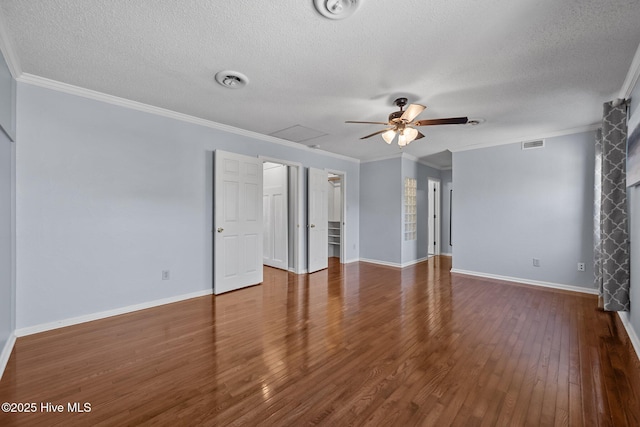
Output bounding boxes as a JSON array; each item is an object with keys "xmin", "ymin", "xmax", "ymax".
[{"xmin": 594, "ymin": 100, "xmax": 629, "ymax": 311}]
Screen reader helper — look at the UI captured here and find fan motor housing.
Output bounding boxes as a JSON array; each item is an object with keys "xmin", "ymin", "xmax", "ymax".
[
  {"xmin": 390, "ymin": 97, "xmax": 409, "ymax": 122},
  {"xmin": 389, "ymin": 111, "xmax": 403, "ymax": 122}
]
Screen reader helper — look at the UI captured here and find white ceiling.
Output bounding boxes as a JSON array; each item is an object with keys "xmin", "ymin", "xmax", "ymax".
[{"xmin": 1, "ymin": 0, "xmax": 639, "ymax": 167}]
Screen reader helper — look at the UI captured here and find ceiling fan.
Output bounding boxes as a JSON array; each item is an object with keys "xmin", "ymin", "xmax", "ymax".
[{"xmin": 346, "ymin": 98, "xmax": 469, "ymax": 146}]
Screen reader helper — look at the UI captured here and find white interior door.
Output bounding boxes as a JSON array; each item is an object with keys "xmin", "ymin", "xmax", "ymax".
[
  {"xmin": 263, "ymin": 163, "xmax": 288, "ymax": 270},
  {"xmin": 308, "ymin": 167, "xmax": 328, "ymax": 273},
  {"xmin": 214, "ymin": 150, "xmax": 263, "ymax": 294},
  {"xmin": 428, "ymin": 178, "xmax": 441, "ymax": 256}
]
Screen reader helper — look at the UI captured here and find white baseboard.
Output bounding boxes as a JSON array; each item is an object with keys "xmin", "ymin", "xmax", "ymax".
[
  {"xmin": 401, "ymin": 257, "xmax": 429, "ymax": 267},
  {"xmin": 450, "ymin": 268, "xmax": 599, "ymax": 295},
  {"xmin": 617, "ymin": 312, "xmax": 640, "ymax": 363},
  {"xmin": 440, "ymin": 252, "xmax": 452, "ymax": 257},
  {"xmin": 15, "ymin": 289, "xmax": 214, "ymax": 337},
  {"xmin": 359, "ymin": 258, "xmax": 400, "ymax": 268},
  {"xmin": 359, "ymin": 257, "xmax": 429, "ymax": 269},
  {"xmin": 0, "ymin": 332, "xmax": 16, "ymax": 380},
  {"xmin": 344, "ymin": 258, "xmax": 360, "ymax": 264}
]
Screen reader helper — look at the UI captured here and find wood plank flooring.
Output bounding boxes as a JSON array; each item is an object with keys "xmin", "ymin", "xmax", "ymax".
[{"xmin": 1, "ymin": 256, "xmax": 639, "ymax": 426}]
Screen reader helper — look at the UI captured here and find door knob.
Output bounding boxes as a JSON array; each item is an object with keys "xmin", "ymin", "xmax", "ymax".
[
  {"xmin": 217, "ymin": 227, "xmax": 224, "ymax": 233},
  {"xmin": 310, "ymin": 224, "xmax": 315, "ymax": 228}
]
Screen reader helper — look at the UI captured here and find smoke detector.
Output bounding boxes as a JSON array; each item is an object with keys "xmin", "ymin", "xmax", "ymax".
[
  {"xmin": 314, "ymin": 0, "xmax": 362, "ymax": 20},
  {"xmin": 215, "ymin": 70, "xmax": 249, "ymax": 89}
]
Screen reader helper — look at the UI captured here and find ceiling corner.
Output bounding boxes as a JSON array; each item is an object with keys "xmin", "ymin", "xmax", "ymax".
[{"xmin": 0, "ymin": 7, "xmax": 22, "ymax": 78}]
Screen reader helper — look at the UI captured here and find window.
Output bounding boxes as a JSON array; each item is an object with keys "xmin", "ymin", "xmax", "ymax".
[{"xmin": 404, "ymin": 177, "xmax": 417, "ymax": 241}]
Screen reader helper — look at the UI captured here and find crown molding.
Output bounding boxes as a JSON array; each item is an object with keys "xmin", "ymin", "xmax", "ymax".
[
  {"xmin": 360, "ymin": 152, "xmax": 451, "ymax": 170},
  {"xmin": 406, "ymin": 154, "xmax": 451, "ymax": 171},
  {"xmin": 620, "ymin": 41, "xmax": 640, "ymax": 100},
  {"xmin": 401, "ymin": 152, "xmax": 419, "ymax": 162},
  {"xmin": 401, "ymin": 152, "xmax": 447, "ymax": 170},
  {"xmin": 16, "ymin": 73, "xmax": 360, "ymax": 164},
  {"xmin": 360, "ymin": 153, "xmax": 403, "ymax": 164},
  {"xmin": 0, "ymin": 8, "xmax": 22, "ymax": 78},
  {"xmin": 450, "ymin": 123, "xmax": 600, "ymax": 153}
]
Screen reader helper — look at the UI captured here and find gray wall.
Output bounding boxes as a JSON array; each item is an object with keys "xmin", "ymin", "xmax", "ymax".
[
  {"xmin": 0, "ymin": 48, "xmax": 15, "ymax": 369},
  {"xmin": 0, "ymin": 129, "xmax": 14, "ymax": 357},
  {"xmin": 452, "ymin": 131, "xmax": 596, "ymax": 288},
  {"xmin": 360, "ymin": 157, "xmax": 401, "ymax": 264},
  {"xmin": 360, "ymin": 155, "xmax": 442, "ymax": 265},
  {"xmin": 16, "ymin": 82, "xmax": 360, "ymax": 330},
  {"xmin": 0, "ymin": 50, "xmax": 15, "ymax": 141}
]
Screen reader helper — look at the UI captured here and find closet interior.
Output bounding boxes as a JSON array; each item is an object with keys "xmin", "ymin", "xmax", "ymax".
[{"xmin": 327, "ymin": 174, "xmax": 342, "ymax": 259}]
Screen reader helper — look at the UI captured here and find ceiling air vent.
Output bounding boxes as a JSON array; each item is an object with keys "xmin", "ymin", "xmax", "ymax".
[
  {"xmin": 215, "ymin": 70, "xmax": 249, "ymax": 89},
  {"xmin": 314, "ymin": 0, "xmax": 362, "ymax": 20},
  {"xmin": 522, "ymin": 139, "xmax": 545, "ymax": 150}
]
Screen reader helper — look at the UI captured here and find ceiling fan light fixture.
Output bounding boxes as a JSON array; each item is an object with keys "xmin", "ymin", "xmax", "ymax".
[
  {"xmin": 346, "ymin": 98, "xmax": 469, "ymax": 147},
  {"xmin": 382, "ymin": 129, "xmax": 396, "ymax": 144},
  {"xmin": 404, "ymin": 127, "xmax": 418, "ymax": 143}
]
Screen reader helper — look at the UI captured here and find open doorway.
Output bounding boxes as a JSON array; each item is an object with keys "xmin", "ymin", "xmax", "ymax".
[
  {"xmin": 326, "ymin": 169, "xmax": 346, "ymax": 264},
  {"xmin": 307, "ymin": 168, "xmax": 347, "ymax": 273},
  {"xmin": 327, "ymin": 173, "xmax": 342, "ymax": 261},
  {"xmin": 427, "ymin": 178, "xmax": 441, "ymax": 256},
  {"xmin": 261, "ymin": 158, "xmax": 303, "ymax": 274}
]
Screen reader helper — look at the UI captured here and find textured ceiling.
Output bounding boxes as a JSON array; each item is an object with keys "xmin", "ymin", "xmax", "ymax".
[{"xmin": 1, "ymin": 0, "xmax": 639, "ymax": 166}]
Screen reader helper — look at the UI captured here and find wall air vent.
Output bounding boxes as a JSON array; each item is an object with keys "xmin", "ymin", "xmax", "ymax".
[{"xmin": 522, "ymin": 139, "xmax": 545, "ymax": 150}]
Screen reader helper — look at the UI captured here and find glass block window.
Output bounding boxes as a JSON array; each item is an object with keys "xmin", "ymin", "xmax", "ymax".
[{"xmin": 404, "ymin": 177, "xmax": 417, "ymax": 241}]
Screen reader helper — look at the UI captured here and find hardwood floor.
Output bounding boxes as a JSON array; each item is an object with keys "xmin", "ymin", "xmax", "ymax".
[{"xmin": 1, "ymin": 256, "xmax": 639, "ymax": 426}]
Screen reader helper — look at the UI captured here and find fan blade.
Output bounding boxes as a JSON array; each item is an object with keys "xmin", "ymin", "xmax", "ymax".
[
  {"xmin": 360, "ymin": 128, "xmax": 393, "ymax": 139},
  {"xmin": 345, "ymin": 120, "xmax": 390, "ymax": 125},
  {"xmin": 400, "ymin": 104, "xmax": 426, "ymax": 122},
  {"xmin": 415, "ymin": 131, "xmax": 425, "ymax": 140},
  {"xmin": 414, "ymin": 117, "xmax": 468, "ymax": 126}
]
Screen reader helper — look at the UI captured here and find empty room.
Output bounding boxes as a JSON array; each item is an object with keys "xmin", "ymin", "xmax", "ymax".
[{"xmin": 1, "ymin": 1, "xmax": 640, "ymax": 425}]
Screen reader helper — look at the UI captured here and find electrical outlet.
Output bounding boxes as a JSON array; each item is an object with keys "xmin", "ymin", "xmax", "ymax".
[
  {"xmin": 533, "ymin": 258, "xmax": 540, "ymax": 267},
  {"xmin": 577, "ymin": 262, "xmax": 585, "ymax": 272},
  {"xmin": 162, "ymin": 270, "xmax": 170, "ymax": 280}
]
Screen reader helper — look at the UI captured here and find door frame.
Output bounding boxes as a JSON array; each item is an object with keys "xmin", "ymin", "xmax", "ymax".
[
  {"xmin": 259, "ymin": 156, "xmax": 304, "ymax": 274},
  {"xmin": 325, "ymin": 168, "xmax": 347, "ymax": 264},
  {"xmin": 427, "ymin": 178, "xmax": 441, "ymax": 256}
]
